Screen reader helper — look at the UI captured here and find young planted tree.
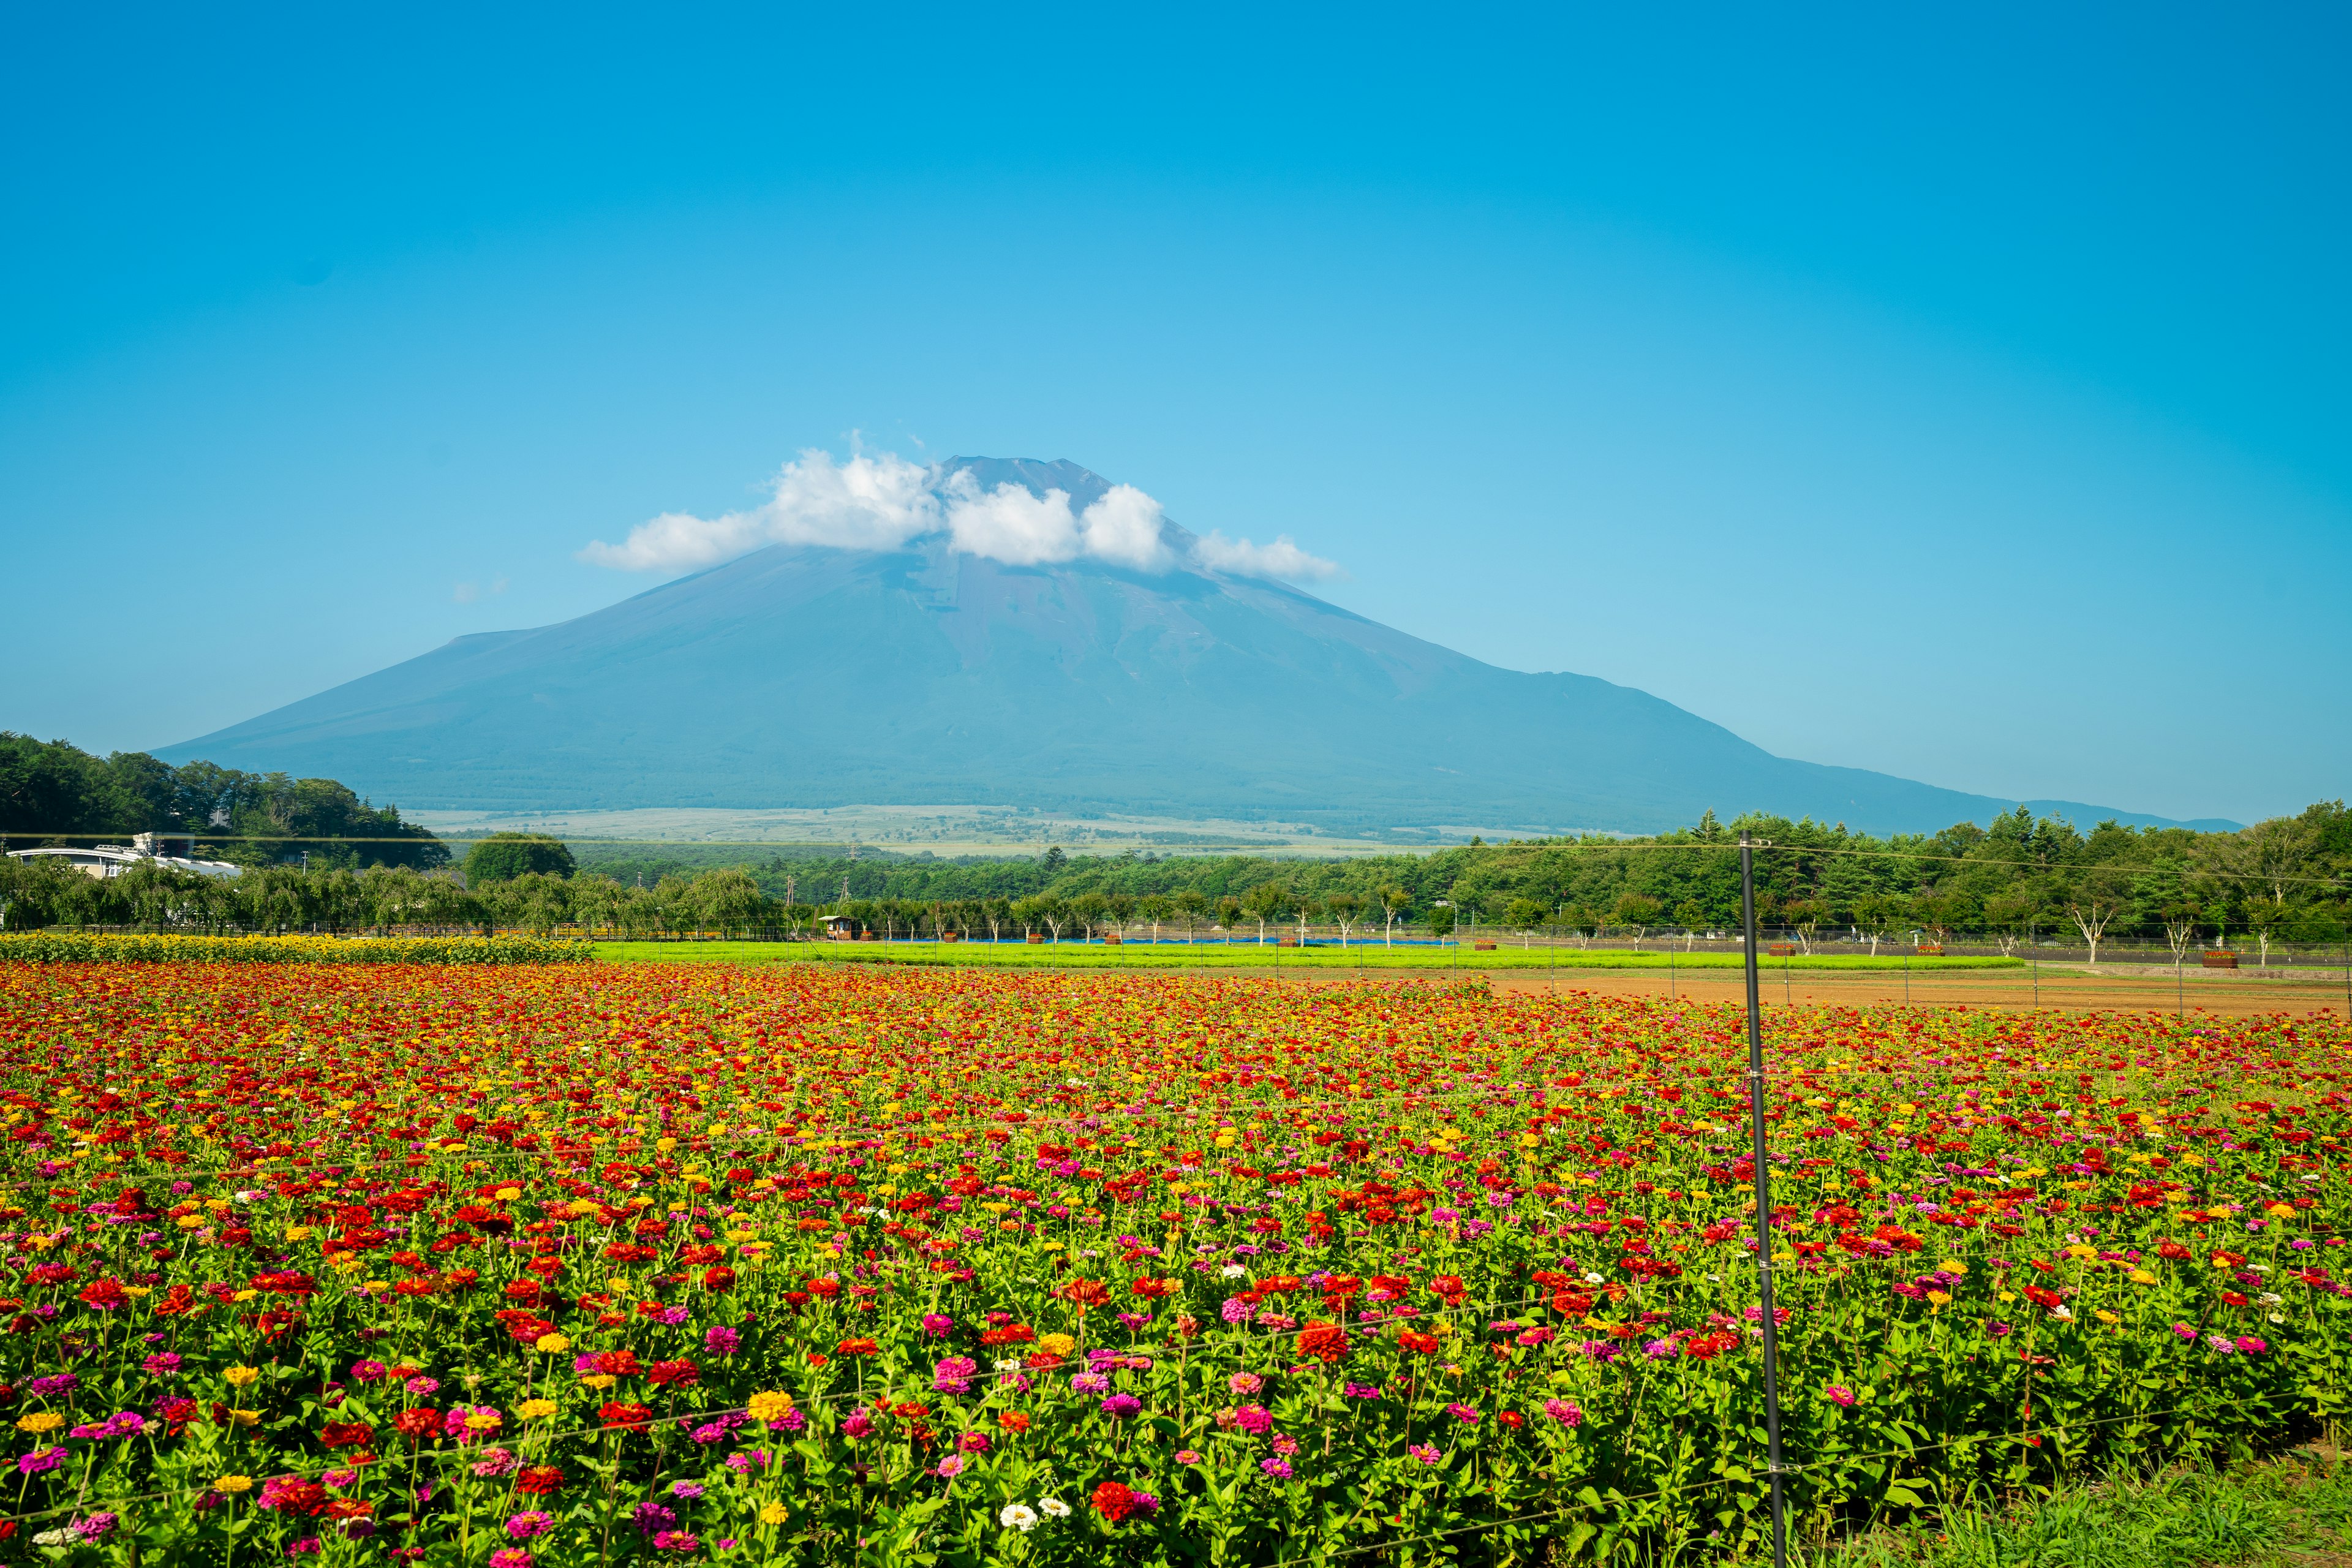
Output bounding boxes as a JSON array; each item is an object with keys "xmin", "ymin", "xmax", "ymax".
[
  {"xmin": 1243, "ymin": 883, "xmax": 1287, "ymax": 945},
  {"xmin": 1324, "ymin": 891, "xmax": 1365, "ymax": 948},
  {"xmin": 1505, "ymin": 896, "xmax": 1548, "ymax": 949},
  {"xmin": 1377, "ymin": 883, "xmax": 1411, "ymax": 947},
  {"xmin": 2065, "ymin": 868, "xmax": 2131, "ymax": 965},
  {"xmin": 1613, "ymin": 892, "xmax": 1664, "ymax": 952},
  {"xmin": 1672, "ymin": 900, "xmax": 1708, "ymax": 951},
  {"xmin": 1216, "ymin": 895, "xmax": 1244, "ymax": 946},
  {"xmin": 1171, "ymin": 889, "xmax": 1209, "ymax": 944},
  {"xmin": 1424, "ymin": 904, "xmax": 1457, "ymax": 943}
]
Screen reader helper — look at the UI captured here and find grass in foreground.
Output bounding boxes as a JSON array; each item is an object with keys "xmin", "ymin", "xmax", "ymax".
[
  {"xmin": 592, "ymin": 938, "xmax": 2021, "ymax": 971},
  {"xmin": 1815, "ymin": 1449, "xmax": 2352, "ymax": 1568}
]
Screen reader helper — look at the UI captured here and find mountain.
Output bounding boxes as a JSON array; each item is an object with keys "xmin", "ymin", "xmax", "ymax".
[{"xmin": 160, "ymin": 458, "xmax": 2234, "ymax": 837}]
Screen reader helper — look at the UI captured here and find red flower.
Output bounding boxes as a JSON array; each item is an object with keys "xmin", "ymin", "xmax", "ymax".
[
  {"xmin": 1398, "ymin": 1330, "xmax": 1439, "ymax": 1355},
  {"xmin": 1092, "ymin": 1480, "xmax": 1137, "ymax": 1524},
  {"xmin": 76, "ymin": 1277, "xmax": 129, "ymax": 1311},
  {"xmin": 837, "ymin": 1338, "xmax": 879, "ymax": 1355},
  {"xmin": 516, "ymin": 1466, "xmax": 565, "ymax": 1496},
  {"xmin": 701, "ymin": 1266, "xmax": 736, "ymax": 1293},
  {"xmin": 594, "ymin": 1350, "xmax": 641, "ymax": 1378},
  {"xmin": 392, "ymin": 1408, "xmax": 440, "ymax": 1442},
  {"xmin": 319, "ymin": 1421, "xmax": 375, "ymax": 1449},
  {"xmin": 599, "ymin": 1401, "xmax": 654, "ymax": 1432},
  {"xmin": 1298, "ymin": 1322, "xmax": 1352, "ymax": 1364},
  {"xmin": 646, "ymin": 1359, "xmax": 699, "ymax": 1388}
]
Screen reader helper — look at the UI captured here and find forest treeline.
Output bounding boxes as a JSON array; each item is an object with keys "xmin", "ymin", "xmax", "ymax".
[
  {"xmin": 0, "ymin": 733, "xmax": 445, "ymax": 868},
  {"xmin": 8, "ymin": 797, "xmax": 2348, "ymax": 960}
]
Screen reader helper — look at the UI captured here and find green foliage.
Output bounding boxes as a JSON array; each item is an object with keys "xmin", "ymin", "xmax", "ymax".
[
  {"xmin": 0, "ymin": 733, "xmax": 446, "ymax": 869},
  {"xmin": 461, "ymin": 832, "xmax": 578, "ymax": 884}
]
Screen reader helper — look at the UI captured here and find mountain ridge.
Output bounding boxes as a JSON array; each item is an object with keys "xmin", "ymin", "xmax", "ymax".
[{"xmin": 160, "ymin": 458, "xmax": 2237, "ymax": 835}]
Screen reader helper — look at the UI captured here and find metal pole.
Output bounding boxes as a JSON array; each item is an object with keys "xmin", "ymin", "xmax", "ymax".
[{"xmin": 1740, "ymin": 833, "xmax": 1788, "ymax": 1568}]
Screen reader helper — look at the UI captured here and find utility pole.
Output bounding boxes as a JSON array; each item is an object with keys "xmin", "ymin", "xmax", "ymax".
[{"xmin": 1740, "ymin": 832, "xmax": 1788, "ymax": 1568}]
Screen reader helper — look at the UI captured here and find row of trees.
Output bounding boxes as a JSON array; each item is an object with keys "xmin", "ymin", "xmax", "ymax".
[
  {"xmin": 602, "ymin": 803, "xmax": 2352, "ymax": 960},
  {"xmin": 0, "ymin": 734, "xmax": 447, "ymax": 869}
]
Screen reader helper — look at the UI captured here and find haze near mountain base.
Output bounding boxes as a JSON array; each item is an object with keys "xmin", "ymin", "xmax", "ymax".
[{"xmin": 162, "ymin": 457, "xmax": 2228, "ymax": 837}]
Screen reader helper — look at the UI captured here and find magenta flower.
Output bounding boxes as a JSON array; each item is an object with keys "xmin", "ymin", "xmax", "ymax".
[
  {"xmin": 1260, "ymin": 1457, "xmax": 1294, "ymax": 1480},
  {"xmin": 1410, "ymin": 1444, "xmax": 1442, "ymax": 1466},
  {"xmin": 505, "ymin": 1512, "xmax": 556, "ymax": 1541},
  {"xmin": 922, "ymin": 1313, "xmax": 953, "ymax": 1335},
  {"xmin": 1542, "ymin": 1398, "xmax": 1583, "ymax": 1426},
  {"xmin": 2237, "ymin": 1337, "xmax": 2269, "ymax": 1355},
  {"xmin": 1825, "ymin": 1385, "xmax": 1856, "ymax": 1408},
  {"xmin": 704, "ymin": 1326, "xmax": 742, "ymax": 1356}
]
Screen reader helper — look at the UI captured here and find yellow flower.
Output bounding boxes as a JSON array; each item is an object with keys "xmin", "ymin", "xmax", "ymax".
[
  {"xmin": 747, "ymin": 1390, "xmax": 796, "ymax": 1424},
  {"xmin": 15, "ymin": 1412, "xmax": 62, "ymax": 1433},
  {"xmin": 464, "ymin": 1411, "xmax": 501, "ymax": 1431},
  {"xmin": 2095, "ymin": 1310, "xmax": 2120, "ymax": 1324},
  {"xmin": 582, "ymin": 1374, "xmax": 617, "ymax": 1391},
  {"xmin": 2129, "ymin": 1268, "xmax": 2158, "ymax": 1285},
  {"xmin": 2267, "ymin": 1203, "xmax": 2297, "ymax": 1219},
  {"xmin": 535, "ymin": 1333, "xmax": 571, "ymax": 1354},
  {"xmin": 1037, "ymin": 1332, "xmax": 1076, "ymax": 1356},
  {"xmin": 224, "ymin": 1365, "xmax": 260, "ymax": 1387},
  {"xmin": 516, "ymin": 1399, "xmax": 559, "ymax": 1419},
  {"xmin": 214, "ymin": 1474, "xmax": 255, "ymax": 1494},
  {"xmin": 174, "ymin": 1214, "xmax": 206, "ymax": 1229},
  {"xmin": 1926, "ymin": 1290, "xmax": 1953, "ymax": 1308},
  {"xmin": 232, "ymin": 1289, "xmax": 258, "ymax": 1303},
  {"xmin": 1938, "ymin": 1259, "xmax": 1968, "ymax": 1277},
  {"xmin": 227, "ymin": 1409, "xmax": 261, "ymax": 1427},
  {"xmin": 608, "ymin": 1276, "xmax": 633, "ymax": 1296},
  {"xmin": 284, "ymin": 1226, "xmax": 315, "ymax": 1242},
  {"xmin": 494, "ymin": 1187, "xmax": 522, "ymax": 1202},
  {"xmin": 760, "ymin": 1501, "xmax": 790, "ymax": 1526}
]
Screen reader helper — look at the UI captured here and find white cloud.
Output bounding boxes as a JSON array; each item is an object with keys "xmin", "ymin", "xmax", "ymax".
[
  {"xmin": 1192, "ymin": 530, "xmax": 1342, "ymax": 582},
  {"xmin": 580, "ymin": 448, "xmax": 1324, "ymax": 581},
  {"xmin": 1077, "ymin": 484, "xmax": 1174, "ymax": 571},
  {"xmin": 941, "ymin": 473, "xmax": 1177, "ymax": 571},
  {"xmin": 941, "ymin": 471, "xmax": 1082, "ymax": 565},
  {"xmin": 579, "ymin": 450, "xmax": 940, "ymax": 571}
]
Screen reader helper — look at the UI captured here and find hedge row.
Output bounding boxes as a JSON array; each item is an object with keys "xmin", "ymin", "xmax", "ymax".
[{"xmin": 0, "ymin": 932, "xmax": 595, "ymax": 965}]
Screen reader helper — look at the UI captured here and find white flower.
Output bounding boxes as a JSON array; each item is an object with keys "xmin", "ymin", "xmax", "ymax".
[
  {"xmin": 1039, "ymin": 1496, "xmax": 1071, "ymax": 1518},
  {"xmin": 1583, "ymin": 1272, "xmax": 1605, "ymax": 1285},
  {"xmin": 1221, "ymin": 1264, "xmax": 1248, "ymax": 1279},
  {"xmin": 32, "ymin": 1529, "xmax": 72, "ymax": 1547},
  {"xmin": 1000, "ymin": 1503, "xmax": 1039, "ymax": 1532}
]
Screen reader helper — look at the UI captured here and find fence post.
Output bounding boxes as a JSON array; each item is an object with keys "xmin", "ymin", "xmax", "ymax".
[{"xmin": 1740, "ymin": 832, "xmax": 1789, "ymax": 1568}]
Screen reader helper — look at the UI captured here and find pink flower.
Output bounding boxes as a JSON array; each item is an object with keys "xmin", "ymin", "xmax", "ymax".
[
  {"xmin": 1175, "ymin": 1449, "xmax": 1202, "ymax": 1464},
  {"xmin": 2171, "ymin": 1323, "xmax": 2199, "ymax": 1341},
  {"xmin": 922, "ymin": 1313, "xmax": 953, "ymax": 1335},
  {"xmin": 956, "ymin": 1431, "xmax": 990, "ymax": 1453},
  {"xmin": 2235, "ymin": 1336, "xmax": 2267, "ymax": 1355},
  {"xmin": 1824, "ymin": 1385, "xmax": 1856, "ymax": 1408},
  {"xmin": 937, "ymin": 1455, "xmax": 967, "ymax": 1479},
  {"xmin": 1233, "ymin": 1404, "xmax": 1273, "ymax": 1434},
  {"xmin": 1410, "ymin": 1444, "xmax": 1442, "ymax": 1466},
  {"xmin": 1228, "ymin": 1373, "xmax": 1263, "ymax": 1396},
  {"xmin": 1542, "ymin": 1398, "xmax": 1583, "ymax": 1426},
  {"xmin": 490, "ymin": 1551, "xmax": 533, "ymax": 1568},
  {"xmin": 842, "ymin": 1411, "xmax": 873, "ymax": 1439}
]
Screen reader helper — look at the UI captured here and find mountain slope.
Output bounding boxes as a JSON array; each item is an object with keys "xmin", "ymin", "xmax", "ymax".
[{"xmin": 160, "ymin": 459, "xmax": 2226, "ymax": 835}]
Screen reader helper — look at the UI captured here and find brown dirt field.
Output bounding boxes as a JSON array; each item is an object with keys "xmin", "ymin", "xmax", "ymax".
[{"xmin": 1240, "ymin": 961, "xmax": 2352, "ymax": 1019}]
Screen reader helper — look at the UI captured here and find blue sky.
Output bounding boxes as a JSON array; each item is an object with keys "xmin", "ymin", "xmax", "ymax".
[{"xmin": 4, "ymin": 3, "xmax": 2345, "ymax": 826}]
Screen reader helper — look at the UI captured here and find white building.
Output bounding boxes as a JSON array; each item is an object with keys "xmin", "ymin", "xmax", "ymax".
[{"xmin": 6, "ymin": 832, "xmax": 241, "ymax": 881}]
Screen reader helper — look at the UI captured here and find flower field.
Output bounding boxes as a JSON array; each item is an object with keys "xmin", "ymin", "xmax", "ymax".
[{"xmin": 1, "ymin": 962, "xmax": 2347, "ymax": 1567}]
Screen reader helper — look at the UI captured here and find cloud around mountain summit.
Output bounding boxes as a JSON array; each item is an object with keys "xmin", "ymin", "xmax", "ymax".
[{"xmin": 579, "ymin": 449, "xmax": 1338, "ymax": 582}]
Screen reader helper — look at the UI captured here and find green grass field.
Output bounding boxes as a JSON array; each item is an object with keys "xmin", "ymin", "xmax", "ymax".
[{"xmin": 592, "ymin": 938, "xmax": 2021, "ymax": 971}]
